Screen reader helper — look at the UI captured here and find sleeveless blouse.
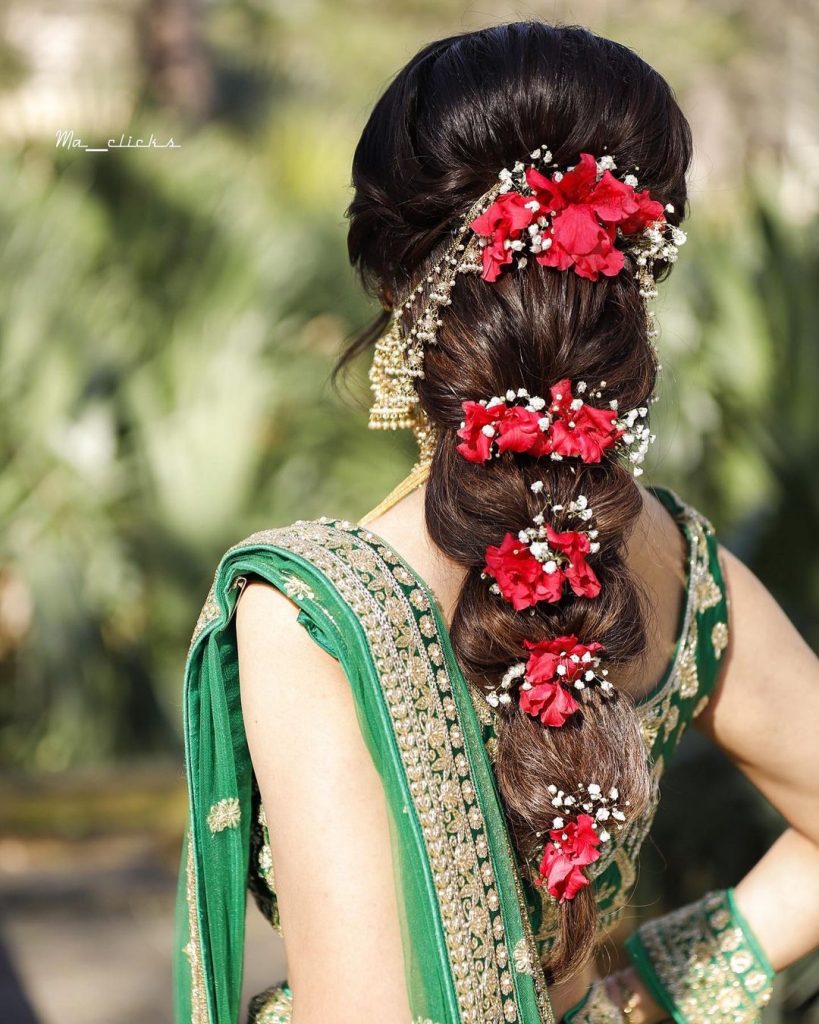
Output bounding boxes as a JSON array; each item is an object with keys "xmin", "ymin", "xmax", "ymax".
[{"xmin": 245, "ymin": 484, "xmax": 730, "ymax": 1003}]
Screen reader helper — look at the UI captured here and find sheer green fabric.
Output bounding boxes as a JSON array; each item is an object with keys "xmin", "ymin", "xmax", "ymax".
[
  {"xmin": 173, "ymin": 485, "xmax": 730, "ymax": 1024},
  {"xmin": 173, "ymin": 517, "xmax": 555, "ymax": 1024}
]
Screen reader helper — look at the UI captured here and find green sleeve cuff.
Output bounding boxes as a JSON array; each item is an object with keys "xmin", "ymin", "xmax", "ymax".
[{"xmin": 624, "ymin": 890, "xmax": 774, "ymax": 1024}]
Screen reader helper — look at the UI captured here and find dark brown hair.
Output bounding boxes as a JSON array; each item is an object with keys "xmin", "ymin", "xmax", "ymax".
[{"xmin": 341, "ymin": 21, "xmax": 692, "ymax": 982}]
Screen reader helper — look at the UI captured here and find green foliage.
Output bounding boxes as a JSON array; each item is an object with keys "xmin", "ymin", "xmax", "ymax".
[
  {"xmin": 0, "ymin": 2, "xmax": 816, "ymax": 782},
  {"xmin": 0, "ymin": 125, "xmax": 408, "ymax": 770}
]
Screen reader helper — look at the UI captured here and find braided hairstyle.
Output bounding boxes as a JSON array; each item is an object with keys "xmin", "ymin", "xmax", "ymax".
[{"xmin": 341, "ymin": 21, "xmax": 693, "ymax": 982}]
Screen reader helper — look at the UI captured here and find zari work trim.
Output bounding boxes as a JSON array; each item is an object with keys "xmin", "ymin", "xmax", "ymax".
[
  {"xmin": 351, "ymin": 519, "xmax": 555, "ymax": 1024},
  {"xmin": 625, "ymin": 889, "xmax": 774, "ymax": 1024},
  {"xmin": 183, "ymin": 832, "xmax": 209, "ymax": 1024},
  {"xmin": 192, "ymin": 517, "xmax": 553, "ymax": 1024}
]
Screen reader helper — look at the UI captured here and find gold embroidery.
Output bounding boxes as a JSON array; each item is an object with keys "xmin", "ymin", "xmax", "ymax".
[
  {"xmin": 513, "ymin": 936, "xmax": 534, "ymax": 974},
  {"xmin": 183, "ymin": 832, "xmax": 208, "ymax": 1024},
  {"xmin": 693, "ymin": 570, "xmax": 722, "ymax": 613},
  {"xmin": 206, "ymin": 797, "xmax": 241, "ymax": 833},
  {"xmin": 678, "ymin": 621, "xmax": 700, "ymax": 699},
  {"xmin": 662, "ymin": 703, "xmax": 680, "ymax": 741},
  {"xmin": 281, "ymin": 572, "xmax": 315, "ymax": 601},
  {"xmin": 471, "ymin": 692, "xmax": 495, "ymax": 727},
  {"xmin": 712, "ymin": 620, "xmax": 728, "ymax": 659},
  {"xmin": 631, "ymin": 890, "xmax": 773, "ymax": 1022},
  {"xmin": 256, "ymin": 805, "xmax": 279, "ymax": 921}
]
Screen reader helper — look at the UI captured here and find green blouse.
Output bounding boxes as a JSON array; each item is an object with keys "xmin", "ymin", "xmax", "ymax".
[{"xmin": 246, "ymin": 483, "xmax": 730, "ymax": 979}]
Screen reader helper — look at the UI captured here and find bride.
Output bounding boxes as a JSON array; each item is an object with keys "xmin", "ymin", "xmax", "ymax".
[{"xmin": 173, "ymin": 20, "xmax": 819, "ymax": 1024}]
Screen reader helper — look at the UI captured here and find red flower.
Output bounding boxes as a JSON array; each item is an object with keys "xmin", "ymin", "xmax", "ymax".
[
  {"xmin": 538, "ymin": 813, "xmax": 602, "ymax": 902},
  {"xmin": 456, "ymin": 402, "xmax": 546, "ymax": 463},
  {"xmin": 547, "ymin": 379, "xmax": 624, "ymax": 463},
  {"xmin": 529, "ymin": 153, "xmax": 665, "ymax": 281},
  {"xmin": 517, "ymin": 635, "xmax": 605, "ymax": 727},
  {"xmin": 540, "ymin": 207, "xmax": 623, "ymax": 281},
  {"xmin": 545, "ymin": 526, "xmax": 601, "ymax": 599},
  {"xmin": 619, "ymin": 188, "xmax": 666, "ymax": 236},
  {"xmin": 523, "ymin": 635, "xmax": 605, "ymax": 686},
  {"xmin": 456, "ymin": 401, "xmax": 498, "ymax": 463},
  {"xmin": 552, "ymin": 154, "xmax": 640, "ymax": 222},
  {"xmin": 519, "ymin": 679, "xmax": 581, "ymax": 727},
  {"xmin": 469, "ymin": 193, "xmax": 536, "ymax": 282},
  {"xmin": 494, "ymin": 405, "xmax": 544, "ymax": 454},
  {"xmin": 483, "ymin": 533, "xmax": 564, "ymax": 611}
]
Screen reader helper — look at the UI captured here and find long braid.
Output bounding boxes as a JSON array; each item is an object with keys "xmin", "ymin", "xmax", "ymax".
[{"xmin": 342, "ymin": 20, "xmax": 694, "ymax": 983}]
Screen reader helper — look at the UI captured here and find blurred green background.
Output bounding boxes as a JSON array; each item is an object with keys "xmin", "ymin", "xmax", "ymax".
[{"xmin": 0, "ymin": 1, "xmax": 817, "ymax": 1022}]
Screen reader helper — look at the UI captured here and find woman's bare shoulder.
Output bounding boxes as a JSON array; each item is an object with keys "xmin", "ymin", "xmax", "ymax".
[
  {"xmin": 695, "ymin": 541, "xmax": 819, "ymax": 841},
  {"xmin": 235, "ymin": 580, "xmax": 413, "ymax": 1022}
]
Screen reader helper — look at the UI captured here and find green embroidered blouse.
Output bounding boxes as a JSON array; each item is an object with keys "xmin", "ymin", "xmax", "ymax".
[{"xmin": 246, "ymin": 484, "xmax": 730, "ymax": 974}]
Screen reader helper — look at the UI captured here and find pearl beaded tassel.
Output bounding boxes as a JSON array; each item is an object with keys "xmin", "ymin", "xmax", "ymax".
[{"xmin": 368, "ymin": 180, "xmax": 505, "ymax": 433}]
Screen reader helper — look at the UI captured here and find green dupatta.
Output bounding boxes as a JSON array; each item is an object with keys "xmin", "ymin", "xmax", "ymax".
[{"xmin": 173, "ymin": 516, "xmax": 555, "ymax": 1024}]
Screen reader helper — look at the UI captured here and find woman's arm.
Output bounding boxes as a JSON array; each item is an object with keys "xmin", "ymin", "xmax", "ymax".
[
  {"xmin": 694, "ymin": 545, "xmax": 819, "ymax": 966},
  {"xmin": 610, "ymin": 544, "xmax": 819, "ymax": 1022},
  {"xmin": 236, "ymin": 580, "xmax": 413, "ymax": 1024}
]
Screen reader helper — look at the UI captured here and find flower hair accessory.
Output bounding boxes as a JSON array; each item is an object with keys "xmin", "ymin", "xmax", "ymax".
[
  {"xmin": 368, "ymin": 144, "xmax": 686, "ymax": 462},
  {"xmin": 457, "ymin": 381, "xmax": 654, "ymax": 474},
  {"xmin": 537, "ymin": 782, "xmax": 629, "ymax": 902},
  {"xmin": 469, "ymin": 148, "xmax": 684, "ymax": 284},
  {"xmin": 482, "ymin": 484, "xmax": 601, "ymax": 610},
  {"xmin": 487, "ymin": 635, "xmax": 614, "ymax": 726}
]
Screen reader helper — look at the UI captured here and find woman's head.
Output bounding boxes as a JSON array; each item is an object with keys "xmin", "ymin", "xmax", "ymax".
[
  {"xmin": 343, "ymin": 21, "xmax": 693, "ymax": 983},
  {"xmin": 346, "ymin": 21, "xmax": 691, "ymax": 304}
]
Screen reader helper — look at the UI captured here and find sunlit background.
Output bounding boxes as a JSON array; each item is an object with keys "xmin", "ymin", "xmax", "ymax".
[{"xmin": 1, "ymin": 1, "xmax": 817, "ymax": 1022}]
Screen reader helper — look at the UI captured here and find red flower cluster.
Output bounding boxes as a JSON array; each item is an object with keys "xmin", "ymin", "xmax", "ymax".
[
  {"xmin": 483, "ymin": 526, "xmax": 601, "ymax": 611},
  {"xmin": 547, "ymin": 380, "xmax": 625, "ymax": 463},
  {"xmin": 538, "ymin": 813, "xmax": 602, "ymax": 902},
  {"xmin": 470, "ymin": 152, "xmax": 665, "ymax": 282},
  {"xmin": 456, "ymin": 380, "xmax": 624, "ymax": 466},
  {"xmin": 456, "ymin": 399, "xmax": 546, "ymax": 463},
  {"xmin": 518, "ymin": 636, "xmax": 605, "ymax": 727},
  {"xmin": 467, "ymin": 192, "xmax": 536, "ymax": 282}
]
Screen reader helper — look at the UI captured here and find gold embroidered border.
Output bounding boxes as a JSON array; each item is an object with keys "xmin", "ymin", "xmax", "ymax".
[{"xmin": 183, "ymin": 831, "xmax": 209, "ymax": 1024}]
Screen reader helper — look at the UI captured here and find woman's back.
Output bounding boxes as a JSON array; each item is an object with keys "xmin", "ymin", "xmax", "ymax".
[
  {"xmin": 233, "ymin": 477, "xmax": 730, "ymax": 1021},
  {"xmin": 362, "ymin": 481, "xmax": 690, "ymax": 706}
]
